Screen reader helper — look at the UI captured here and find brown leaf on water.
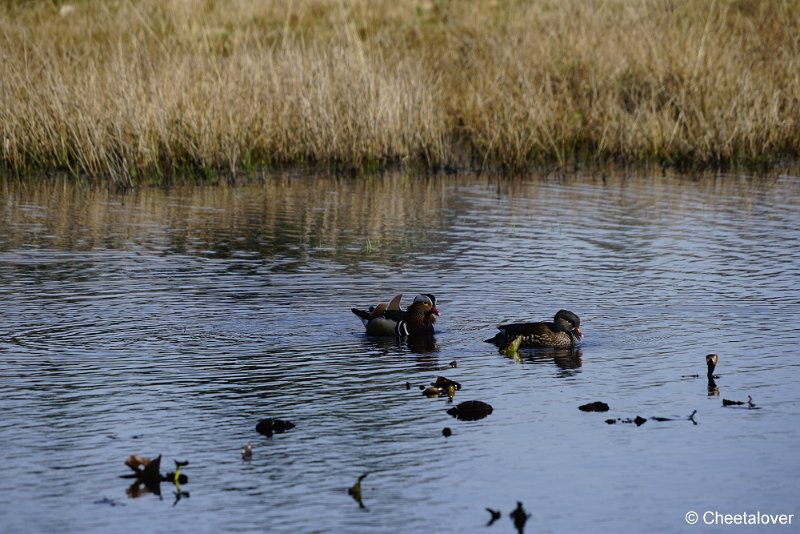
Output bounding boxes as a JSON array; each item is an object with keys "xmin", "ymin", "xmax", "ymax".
[
  {"xmin": 124, "ymin": 454, "xmax": 150, "ymax": 471},
  {"xmin": 125, "ymin": 454, "xmax": 162, "ymax": 483}
]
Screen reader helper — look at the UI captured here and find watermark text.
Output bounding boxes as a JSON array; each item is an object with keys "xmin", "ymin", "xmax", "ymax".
[{"xmin": 685, "ymin": 510, "xmax": 794, "ymax": 526}]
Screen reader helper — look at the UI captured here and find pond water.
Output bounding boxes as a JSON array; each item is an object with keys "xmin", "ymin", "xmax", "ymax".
[{"xmin": 1, "ymin": 173, "xmax": 798, "ymax": 533}]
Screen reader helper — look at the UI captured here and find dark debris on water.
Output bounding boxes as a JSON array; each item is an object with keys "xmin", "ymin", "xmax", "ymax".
[
  {"xmin": 420, "ymin": 376, "xmax": 462, "ymax": 399},
  {"xmin": 120, "ymin": 455, "xmax": 190, "ymax": 505},
  {"xmin": 447, "ymin": 400, "xmax": 493, "ymax": 421},
  {"xmin": 723, "ymin": 396, "xmax": 758, "ymax": 409},
  {"xmin": 486, "ymin": 507, "xmax": 502, "ymax": 526},
  {"xmin": 605, "ymin": 415, "xmax": 648, "ymax": 426},
  {"xmin": 605, "ymin": 411, "xmax": 698, "ymax": 426},
  {"xmin": 348, "ymin": 473, "xmax": 369, "ymax": 510},
  {"xmin": 510, "ymin": 501, "xmax": 531, "ymax": 533},
  {"xmin": 682, "ymin": 354, "xmax": 721, "ymax": 395},
  {"xmin": 256, "ymin": 418, "xmax": 295, "ymax": 437},
  {"xmin": 485, "ymin": 501, "xmax": 531, "ymax": 532},
  {"xmin": 94, "ymin": 497, "xmax": 124, "ymax": 507},
  {"xmin": 579, "ymin": 401, "xmax": 610, "ymax": 412}
]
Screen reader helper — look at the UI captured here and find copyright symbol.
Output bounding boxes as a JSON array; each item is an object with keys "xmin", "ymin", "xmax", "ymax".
[{"xmin": 685, "ymin": 511, "xmax": 699, "ymax": 525}]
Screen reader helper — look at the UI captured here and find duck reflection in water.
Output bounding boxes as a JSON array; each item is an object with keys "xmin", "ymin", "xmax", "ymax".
[
  {"xmin": 356, "ymin": 333, "xmax": 439, "ymax": 355},
  {"xmin": 356, "ymin": 333, "xmax": 441, "ymax": 371},
  {"xmin": 406, "ymin": 333, "xmax": 438, "ymax": 354},
  {"xmin": 122, "ymin": 455, "xmax": 189, "ymax": 505},
  {"xmin": 505, "ymin": 346, "xmax": 583, "ymax": 374},
  {"xmin": 126, "ymin": 478, "xmax": 162, "ymax": 499}
]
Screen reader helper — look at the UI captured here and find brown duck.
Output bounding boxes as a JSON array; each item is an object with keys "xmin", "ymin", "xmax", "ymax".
[
  {"xmin": 352, "ymin": 294, "xmax": 440, "ymax": 337},
  {"xmin": 485, "ymin": 309, "xmax": 582, "ymax": 348}
]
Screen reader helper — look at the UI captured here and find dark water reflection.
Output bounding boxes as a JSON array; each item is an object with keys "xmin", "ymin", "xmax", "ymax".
[{"xmin": 1, "ymin": 173, "xmax": 799, "ymax": 533}]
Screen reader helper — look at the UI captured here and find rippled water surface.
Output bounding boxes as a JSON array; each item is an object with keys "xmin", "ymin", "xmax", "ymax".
[{"xmin": 1, "ymin": 174, "xmax": 799, "ymax": 533}]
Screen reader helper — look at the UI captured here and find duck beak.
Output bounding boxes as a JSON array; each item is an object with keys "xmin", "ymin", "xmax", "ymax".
[
  {"xmin": 431, "ymin": 306, "xmax": 440, "ymax": 317},
  {"xmin": 573, "ymin": 326, "xmax": 582, "ymax": 339}
]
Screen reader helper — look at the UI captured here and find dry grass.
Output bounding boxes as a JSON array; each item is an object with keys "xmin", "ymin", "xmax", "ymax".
[{"xmin": 1, "ymin": 0, "xmax": 799, "ymax": 183}]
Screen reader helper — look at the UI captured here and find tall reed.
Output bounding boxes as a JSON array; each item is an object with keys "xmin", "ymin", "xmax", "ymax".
[{"xmin": 1, "ymin": 0, "xmax": 798, "ymax": 182}]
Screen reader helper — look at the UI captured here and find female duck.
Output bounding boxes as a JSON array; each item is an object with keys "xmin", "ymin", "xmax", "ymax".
[{"xmin": 485, "ymin": 309, "xmax": 582, "ymax": 348}]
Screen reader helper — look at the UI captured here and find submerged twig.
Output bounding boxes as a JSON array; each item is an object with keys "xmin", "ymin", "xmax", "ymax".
[
  {"xmin": 486, "ymin": 507, "xmax": 502, "ymax": 526},
  {"xmin": 723, "ymin": 395, "xmax": 759, "ymax": 409},
  {"xmin": 348, "ymin": 473, "xmax": 369, "ymax": 509}
]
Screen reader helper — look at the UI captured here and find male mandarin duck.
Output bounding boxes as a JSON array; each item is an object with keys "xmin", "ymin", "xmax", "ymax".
[
  {"xmin": 485, "ymin": 309, "xmax": 582, "ymax": 348},
  {"xmin": 352, "ymin": 294, "xmax": 440, "ymax": 337}
]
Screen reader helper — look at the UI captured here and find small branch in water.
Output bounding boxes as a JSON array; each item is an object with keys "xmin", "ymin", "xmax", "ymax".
[
  {"xmin": 706, "ymin": 354, "xmax": 720, "ymax": 396},
  {"xmin": 606, "ymin": 411, "xmax": 698, "ymax": 426},
  {"xmin": 706, "ymin": 353, "xmax": 719, "ymax": 380},
  {"xmin": 722, "ymin": 396, "xmax": 759, "ymax": 409},
  {"xmin": 605, "ymin": 416, "xmax": 647, "ymax": 426},
  {"xmin": 486, "ymin": 507, "xmax": 501, "ymax": 526},
  {"xmin": 650, "ymin": 410, "xmax": 698, "ymax": 425}
]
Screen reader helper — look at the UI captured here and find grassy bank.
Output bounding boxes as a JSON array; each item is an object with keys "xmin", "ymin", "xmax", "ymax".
[{"xmin": 1, "ymin": 0, "xmax": 799, "ymax": 182}]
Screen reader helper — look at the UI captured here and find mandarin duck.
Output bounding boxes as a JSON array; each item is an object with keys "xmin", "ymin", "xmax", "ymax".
[
  {"xmin": 485, "ymin": 309, "xmax": 582, "ymax": 348},
  {"xmin": 352, "ymin": 294, "xmax": 439, "ymax": 337}
]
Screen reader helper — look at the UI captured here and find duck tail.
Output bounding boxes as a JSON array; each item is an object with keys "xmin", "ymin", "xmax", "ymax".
[
  {"xmin": 352, "ymin": 308, "xmax": 371, "ymax": 326},
  {"xmin": 484, "ymin": 332, "xmax": 507, "ymax": 345}
]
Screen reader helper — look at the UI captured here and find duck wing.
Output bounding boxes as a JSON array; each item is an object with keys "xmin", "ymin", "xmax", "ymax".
[
  {"xmin": 497, "ymin": 321, "xmax": 554, "ymax": 337},
  {"xmin": 383, "ymin": 308, "xmax": 407, "ymax": 322},
  {"xmin": 352, "ymin": 302, "xmax": 388, "ymax": 326},
  {"xmin": 387, "ymin": 294, "xmax": 403, "ymax": 311},
  {"xmin": 485, "ymin": 321, "xmax": 554, "ymax": 345},
  {"xmin": 351, "ymin": 307, "xmax": 372, "ymax": 324}
]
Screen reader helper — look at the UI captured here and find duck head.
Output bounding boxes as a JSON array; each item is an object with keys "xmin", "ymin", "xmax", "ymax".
[
  {"xmin": 554, "ymin": 309, "xmax": 581, "ymax": 340},
  {"xmin": 413, "ymin": 294, "xmax": 440, "ymax": 317},
  {"xmin": 402, "ymin": 294, "xmax": 440, "ymax": 335}
]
